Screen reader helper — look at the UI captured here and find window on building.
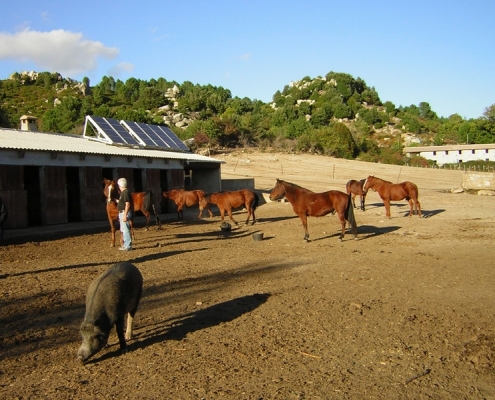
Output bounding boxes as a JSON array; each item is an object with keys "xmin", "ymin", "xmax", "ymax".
[
  {"xmin": 433, "ymin": 151, "xmax": 436, "ymax": 156},
  {"xmin": 472, "ymin": 150, "xmax": 475, "ymax": 154},
  {"xmin": 458, "ymin": 150, "xmax": 462, "ymax": 154},
  {"xmin": 486, "ymin": 149, "xmax": 489, "ymax": 154},
  {"xmin": 445, "ymin": 150, "xmax": 449, "ymax": 155}
]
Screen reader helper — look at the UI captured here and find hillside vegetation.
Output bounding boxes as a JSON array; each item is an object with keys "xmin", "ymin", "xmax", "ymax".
[{"xmin": 1, "ymin": 70, "xmax": 494, "ymax": 165}]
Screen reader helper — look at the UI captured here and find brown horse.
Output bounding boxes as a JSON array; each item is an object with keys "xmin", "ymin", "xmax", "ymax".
[
  {"xmin": 205, "ymin": 189, "xmax": 259, "ymax": 226},
  {"xmin": 363, "ymin": 175, "xmax": 421, "ymax": 218},
  {"xmin": 131, "ymin": 191, "xmax": 161, "ymax": 230},
  {"xmin": 162, "ymin": 189, "xmax": 213, "ymax": 220},
  {"xmin": 103, "ymin": 179, "xmax": 161, "ymax": 247},
  {"xmin": 346, "ymin": 179, "xmax": 368, "ymax": 211},
  {"xmin": 103, "ymin": 178, "xmax": 134, "ymax": 247},
  {"xmin": 269, "ymin": 179, "xmax": 357, "ymax": 242}
]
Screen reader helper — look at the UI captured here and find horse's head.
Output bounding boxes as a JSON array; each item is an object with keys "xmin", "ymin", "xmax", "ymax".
[
  {"xmin": 103, "ymin": 179, "xmax": 118, "ymax": 204},
  {"xmin": 198, "ymin": 195, "xmax": 209, "ymax": 210},
  {"xmin": 269, "ymin": 179, "xmax": 286, "ymax": 201},
  {"xmin": 362, "ymin": 176, "xmax": 374, "ymax": 192},
  {"xmin": 162, "ymin": 189, "xmax": 178, "ymax": 200}
]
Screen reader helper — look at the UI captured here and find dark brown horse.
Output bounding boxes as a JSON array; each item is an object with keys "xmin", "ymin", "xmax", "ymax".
[
  {"xmin": 103, "ymin": 178, "xmax": 134, "ymax": 247},
  {"xmin": 131, "ymin": 191, "xmax": 161, "ymax": 230},
  {"xmin": 269, "ymin": 179, "xmax": 357, "ymax": 242},
  {"xmin": 363, "ymin": 175, "xmax": 421, "ymax": 218},
  {"xmin": 162, "ymin": 189, "xmax": 213, "ymax": 220},
  {"xmin": 205, "ymin": 189, "xmax": 259, "ymax": 226},
  {"xmin": 346, "ymin": 179, "xmax": 368, "ymax": 211}
]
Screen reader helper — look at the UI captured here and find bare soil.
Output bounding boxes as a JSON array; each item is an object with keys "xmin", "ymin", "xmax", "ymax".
[{"xmin": 1, "ymin": 151, "xmax": 494, "ymax": 399}]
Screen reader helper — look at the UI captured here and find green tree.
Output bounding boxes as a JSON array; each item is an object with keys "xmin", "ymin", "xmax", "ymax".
[{"xmin": 41, "ymin": 96, "xmax": 83, "ymax": 133}]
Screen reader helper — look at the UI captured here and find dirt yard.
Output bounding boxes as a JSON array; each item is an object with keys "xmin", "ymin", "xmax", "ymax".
[{"xmin": 1, "ymin": 151, "xmax": 494, "ymax": 399}]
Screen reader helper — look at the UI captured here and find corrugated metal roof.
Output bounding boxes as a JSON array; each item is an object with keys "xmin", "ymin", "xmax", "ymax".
[
  {"xmin": 0, "ymin": 128, "xmax": 223, "ymax": 164},
  {"xmin": 403, "ymin": 143, "xmax": 495, "ymax": 153}
]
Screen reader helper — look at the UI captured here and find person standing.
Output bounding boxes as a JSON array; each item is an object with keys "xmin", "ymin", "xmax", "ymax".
[
  {"xmin": 117, "ymin": 178, "xmax": 133, "ymax": 251},
  {"xmin": 0, "ymin": 195, "xmax": 7, "ymax": 245}
]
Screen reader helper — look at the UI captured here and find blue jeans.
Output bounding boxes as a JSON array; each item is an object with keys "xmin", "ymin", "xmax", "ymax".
[{"xmin": 119, "ymin": 212, "xmax": 132, "ymax": 249}]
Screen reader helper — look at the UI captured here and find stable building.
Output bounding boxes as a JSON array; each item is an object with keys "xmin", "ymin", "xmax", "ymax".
[
  {"xmin": 403, "ymin": 144, "xmax": 495, "ymax": 165},
  {"xmin": 0, "ymin": 117, "xmax": 223, "ymax": 230}
]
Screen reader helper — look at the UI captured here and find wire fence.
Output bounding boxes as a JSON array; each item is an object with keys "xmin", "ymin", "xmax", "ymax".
[{"xmin": 406, "ymin": 164, "xmax": 495, "ymax": 172}]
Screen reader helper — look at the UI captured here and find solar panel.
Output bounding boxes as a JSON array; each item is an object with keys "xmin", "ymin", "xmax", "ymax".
[
  {"xmin": 84, "ymin": 116, "xmax": 142, "ymax": 146},
  {"xmin": 121, "ymin": 120, "xmax": 190, "ymax": 152}
]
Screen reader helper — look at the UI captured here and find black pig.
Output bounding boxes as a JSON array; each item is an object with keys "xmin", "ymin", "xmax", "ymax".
[{"xmin": 77, "ymin": 262, "xmax": 143, "ymax": 363}]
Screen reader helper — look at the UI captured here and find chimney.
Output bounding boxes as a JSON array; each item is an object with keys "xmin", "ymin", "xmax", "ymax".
[{"xmin": 20, "ymin": 115, "xmax": 38, "ymax": 131}]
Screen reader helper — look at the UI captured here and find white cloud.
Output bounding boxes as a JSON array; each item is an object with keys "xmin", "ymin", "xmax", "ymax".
[
  {"xmin": 0, "ymin": 28, "xmax": 119, "ymax": 76},
  {"xmin": 108, "ymin": 62, "xmax": 135, "ymax": 77},
  {"xmin": 238, "ymin": 53, "xmax": 252, "ymax": 61}
]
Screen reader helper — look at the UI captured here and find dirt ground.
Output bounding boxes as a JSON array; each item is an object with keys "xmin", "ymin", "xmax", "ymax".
[{"xmin": 1, "ymin": 150, "xmax": 495, "ymax": 399}]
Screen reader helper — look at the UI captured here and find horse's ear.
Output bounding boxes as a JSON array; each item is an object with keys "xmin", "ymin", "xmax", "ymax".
[{"xmin": 276, "ymin": 178, "xmax": 279, "ymax": 182}]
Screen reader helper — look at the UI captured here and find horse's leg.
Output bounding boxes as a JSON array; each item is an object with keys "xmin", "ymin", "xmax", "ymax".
[
  {"xmin": 130, "ymin": 220, "xmax": 135, "ymax": 243},
  {"xmin": 110, "ymin": 221, "xmax": 116, "ymax": 247},
  {"xmin": 227, "ymin": 208, "xmax": 239, "ymax": 226},
  {"xmin": 250, "ymin": 207, "xmax": 256, "ymax": 225},
  {"xmin": 244, "ymin": 205, "xmax": 252, "ymax": 225},
  {"xmin": 207, "ymin": 204, "xmax": 214, "ymax": 218},
  {"xmin": 152, "ymin": 205, "xmax": 161, "ymax": 230},
  {"xmin": 383, "ymin": 199, "xmax": 391, "ymax": 218},
  {"xmin": 337, "ymin": 210, "xmax": 346, "ymax": 241},
  {"xmin": 107, "ymin": 211, "xmax": 116, "ymax": 247},
  {"xmin": 299, "ymin": 214, "xmax": 309, "ymax": 241},
  {"xmin": 177, "ymin": 204, "xmax": 184, "ymax": 221},
  {"xmin": 351, "ymin": 193, "xmax": 357, "ymax": 209},
  {"xmin": 407, "ymin": 199, "xmax": 414, "ymax": 217},
  {"xmin": 416, "ymin": 198, "xmax": 422, "ymax": 217},
  {"xmin": 143, "ymin": 210, "xmax": 150, "ymax": 231}
]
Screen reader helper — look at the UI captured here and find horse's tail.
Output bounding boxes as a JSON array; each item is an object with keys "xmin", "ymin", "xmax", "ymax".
[
  {"xmin": 145, "ymin": 190, "xmax": 161, "ymax": 227},
  {"xmin": 346, "ymin": 194, "xmax": 358, "ymax": 236},
  {"xmin": 144, "ymin": 190, "xmax": 153, "ymax": 212},
  {"xmin": 251, "ymin": 191, "xmax": 260, "ymax": 210}
]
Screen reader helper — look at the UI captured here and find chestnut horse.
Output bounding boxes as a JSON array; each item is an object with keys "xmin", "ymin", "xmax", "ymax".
[
  {"xmin": 103, "ymin": 178, "xmax": 134, "ymax": 247},
  {"xmin": 162, "ymin": 189, "xmax": 213, "ymax": 220},
  {"xmin": 103, "ymin": 179, "xmax": 161, "ymax": 247},
  {"xmin": 346, "ymin": 179, "xmax": 368, "ymax": 211},
  {"xmin": 131, "ymin": 191, "xmax": 161, "ymax": 230},
  {"xmin": 363, "ymin": 175, "xmax": 421, "ymax": 218},
  {"xmin": 269, "ymin": 179, "xmax": 357, "ymax": 242},
  {"xmin": 205, "ymin": 189, "xmax": 259, "ymax": 226}
]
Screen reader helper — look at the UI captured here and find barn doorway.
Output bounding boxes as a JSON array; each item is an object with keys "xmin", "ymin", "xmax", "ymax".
[
  {"xmin": 24, "ymin": 166, "xmax": 42, "ymax": 226},
  {"xmin": 66, "ymin": 167, "xmax": 81, "ymax": 222},
  {"xmin": 159, "ymin": 169, "xmax": 169, "ymax": 214}
]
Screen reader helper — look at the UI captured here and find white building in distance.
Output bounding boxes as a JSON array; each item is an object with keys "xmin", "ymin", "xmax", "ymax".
[{"xmin": 403, "ymin": 144, "xmax": 495, "ymax": 165}]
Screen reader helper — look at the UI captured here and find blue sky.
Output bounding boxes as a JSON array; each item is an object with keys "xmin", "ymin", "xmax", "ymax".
[{"xmin": 1, "ymin": 1, "xmax": 493, "ymax": 119}]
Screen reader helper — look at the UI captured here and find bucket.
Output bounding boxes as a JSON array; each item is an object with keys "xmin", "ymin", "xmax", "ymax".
[
  {"xmin": 252, "ymin": 232, "xmax": 264, "ymax": 241},
  {"xmin": 220, "ymin": 222, "xmax": 232, "ymax": 232}
]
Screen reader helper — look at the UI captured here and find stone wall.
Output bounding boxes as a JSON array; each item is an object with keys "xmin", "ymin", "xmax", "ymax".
[{"xmin": 462, "ymin": 172, "xmax": 495, "ymax": 191}]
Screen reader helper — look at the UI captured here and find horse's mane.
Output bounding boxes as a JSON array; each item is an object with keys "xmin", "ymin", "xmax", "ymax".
[
  {"xmin": 279, "ymin": 180, "xmax": 314, "ymax": 193},
  {"xmin": 372, "ymin": 176, "xmax": 393, "ymax": 185}
]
